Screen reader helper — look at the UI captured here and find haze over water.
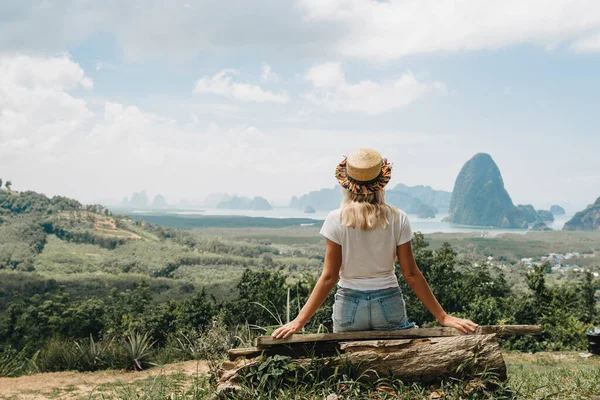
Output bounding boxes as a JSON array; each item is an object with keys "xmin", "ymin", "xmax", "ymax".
[{"xmin": 132, "ymin": 208, "xmax": 574, "ymax": 235}]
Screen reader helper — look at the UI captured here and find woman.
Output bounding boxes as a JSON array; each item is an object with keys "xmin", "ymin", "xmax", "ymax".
[{"xmin": 272, "ymin": 148, "xmax": 477, "ymax": 339}]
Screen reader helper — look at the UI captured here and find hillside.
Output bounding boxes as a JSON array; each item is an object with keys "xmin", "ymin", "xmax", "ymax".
[
  {"xmin": 1, "ymin": 186, "xmax": 598, "ymax": 397},
  {"xmin": 0, "ymin": 189, "xmax": 321, "ymax": 309},
  {"xmin": 446, "ymin": 153, "xmax": 527, "ymax": 228},
  {"xmin": 564, "ymin": 196, "xmax": 600, "ymax": 231}
]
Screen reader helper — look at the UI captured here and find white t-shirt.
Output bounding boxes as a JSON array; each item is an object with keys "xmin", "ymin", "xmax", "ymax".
[{"xmin": 319, "ymin": 206, "xmax": 413, "ymax": 290}]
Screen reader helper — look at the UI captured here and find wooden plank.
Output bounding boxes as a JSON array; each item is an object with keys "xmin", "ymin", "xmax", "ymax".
[
  {"xmin": 228, "ymin": 347, "xmax": 264, "ymax": 361},
  {"xmin": 256, "ymin": 325, "xmax": 541, "ymax": 348}
]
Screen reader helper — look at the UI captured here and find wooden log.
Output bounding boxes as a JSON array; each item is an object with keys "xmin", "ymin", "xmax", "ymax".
[
  {"xmin": 256, "ymin": 325, "xmax": 541, "ymax": 348},
  {"xmin": 337, "ymin": 334, "xmax": 507, "ymax": 382},
  {"xmin": 222, "ymin": 334, "xmax": 506, "ymax": 386}
]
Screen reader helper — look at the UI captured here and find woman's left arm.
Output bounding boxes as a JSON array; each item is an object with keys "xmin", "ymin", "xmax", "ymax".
[{"xmin": 271, "ymin": 238, "xmax": 342, "ymax": 339}]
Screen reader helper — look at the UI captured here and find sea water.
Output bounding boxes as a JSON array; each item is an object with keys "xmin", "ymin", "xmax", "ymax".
[{"xmin": 139, "ymin": 208, "xmax": 574, "ymax": 235}]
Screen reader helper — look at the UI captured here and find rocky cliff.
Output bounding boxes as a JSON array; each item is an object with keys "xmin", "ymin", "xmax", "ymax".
[
  {"xmin": 550, "ymin": 205, "xmax": 566, "ymax": 215},
  {"xmin": 446, "ymin": 153, "xmax": 527, "ymax": 228},
  {"xmin": 563, "ymin": 197, "xmax": 600, "ymax": 231}
]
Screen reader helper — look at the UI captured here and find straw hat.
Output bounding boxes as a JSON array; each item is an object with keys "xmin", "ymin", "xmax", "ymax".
[{"xmin": 335, "ymin": 148, "xmax": 392, "ymax": 194}]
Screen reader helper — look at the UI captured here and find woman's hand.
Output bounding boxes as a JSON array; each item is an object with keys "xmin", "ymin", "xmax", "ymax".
[
  {"xmin": 438, "ymin": 313, "xmax": 478, "ymax": 333},
  {"xmin": 271, "ymin": 319, "xmax": 305, "ymax": 339}
]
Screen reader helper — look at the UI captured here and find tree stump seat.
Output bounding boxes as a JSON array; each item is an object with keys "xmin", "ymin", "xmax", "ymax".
[{"xmin": 219, "ymin": 325, "xmax": 541, "ymax": 391}]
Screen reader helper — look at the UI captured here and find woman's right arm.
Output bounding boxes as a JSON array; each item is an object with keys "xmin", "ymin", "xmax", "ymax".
[{"xmin": 397, "ymin": 240, "xmax": 478, "ymax": 333}]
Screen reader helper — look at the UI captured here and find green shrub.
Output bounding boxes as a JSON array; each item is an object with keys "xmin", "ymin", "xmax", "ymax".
[
  {"xmin": 37, "ymin": 338, "xmax": 79, "ymax": 372},
  {"xmin": 175, "ymin": 314, "xmax": 233, "ymax": 360},
  {"xmin": 122, "ymin": 330, "xmax": 156, "ymax": 371},
  {"xmin": 0, "ymin": 347, "xmax": 38, "ymax": 377}
]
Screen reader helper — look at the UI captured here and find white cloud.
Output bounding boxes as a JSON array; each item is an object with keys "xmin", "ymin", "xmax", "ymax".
[
  {"xmin": 194, "ymin": 70, "xmax": 289, "ymax": 103},
  {"xmin": 571, "ymin": 33, "xmax": 600, "ymax": 53},
  {"xmin": 3, "ymin": 1, "xmax": 600, "ymax": 61},
  {"xmin": 260, "ymin": 64, "xmax": 279, "ymax": 82},
  {"xmin": 300, "ymin": 0, "xmax": 600, "ymax": 60},
  {"xmin": 0, "ymin": 52, "xmax": 438, "ymax": 202},
  {"xmin": 0, "ymin": 54, "xmax": 93, "ymax": 158},
  {"xmin": 304, "ymin": 62, "xmax": 444, "ymax": 115}
]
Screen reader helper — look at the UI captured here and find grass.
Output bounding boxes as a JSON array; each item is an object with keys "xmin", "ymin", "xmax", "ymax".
[
  {"xmin": 10, "ymin": 352, "xmax": 590, "ymax": 400},
  {"xmin": 33, "ymin": 235, "xmax": 109, "ymax": 274},
  {"xmin": 504, "ymin": 352, "xmax": 600, "ymax": 399}
]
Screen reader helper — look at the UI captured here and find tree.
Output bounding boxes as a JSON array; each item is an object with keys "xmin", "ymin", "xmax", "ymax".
[
  {"xmin": 5, "ymin": 181, "xmax": 12, "ymax": 191},
  {"xmin": 580, "ymin": 271, "xmax": 598, "ymax": 324},
  {"xmin": 0, "ymin": 178, "xmax": 3, "ymax": 188}
]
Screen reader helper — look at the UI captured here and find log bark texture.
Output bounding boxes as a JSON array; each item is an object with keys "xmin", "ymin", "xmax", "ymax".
[
  {"xmin": 337, "ymin": 334, "xmax": 506, "ymax": 382},
  {"xmin": 223, "ymin": 334, "xmax": 506, "ymax": 386}
]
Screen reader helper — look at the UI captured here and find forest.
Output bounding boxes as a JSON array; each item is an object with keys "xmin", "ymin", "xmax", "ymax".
[{"xmin": 0, "ymin": 187, "xmax": 599, "ymax": 398}]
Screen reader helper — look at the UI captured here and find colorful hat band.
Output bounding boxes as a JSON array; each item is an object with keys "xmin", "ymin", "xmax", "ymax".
[{"xmin": 335, "ymin": 157, "xmax": 392, "ymax": 194}]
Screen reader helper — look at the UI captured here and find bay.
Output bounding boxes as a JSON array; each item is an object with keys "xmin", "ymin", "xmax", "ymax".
[{"xmin": 132, "ymin": 208, "xmax": 574, "ymax": 235}]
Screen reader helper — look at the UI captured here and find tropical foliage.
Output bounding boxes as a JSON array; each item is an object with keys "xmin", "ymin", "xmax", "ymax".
[{"xmin": 0, "ymin": 187, "xmax": 598, "ymax": 378}]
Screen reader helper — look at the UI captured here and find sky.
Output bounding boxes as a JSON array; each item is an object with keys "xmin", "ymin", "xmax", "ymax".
[{"xmin": 1, "ymin": 0, "xmax": 600, "ymax": 211}]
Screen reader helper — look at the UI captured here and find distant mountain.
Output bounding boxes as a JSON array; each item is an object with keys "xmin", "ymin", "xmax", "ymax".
[
  {"xmin": 550, "ymin": 205, "xmax": 566, "ymax": 215},
  {"xmin": 563, "ymin": 197, "xmax": 600, "ymax": 231},
  {"xmin": 289, "ymin": 187, "xmax": 343, "ymax": 211},
  {"xmin": 120, "ymin": 191, "xmax": 149, "ymax": 209},
  {"xmin": 446, "ymin": 153, "xmax": 527, "ymax": 228},
  {"xmin": 217, "ymin": 196, "xmax": 273, "ymax": 210},
  {"xmin": 130, "ymin": 191, "xmax": 149, "ymax": 209},
  {"xmin": 517, "ymin": 205, "xmax": 538, "ymax": 223},
  {"xmin": 204, "ymin": 193, "xmax": 232, "ymax": 207},
  {"xmin": 289, "ymin": 183, "xmax": 450, "ymax": 214},
  {"xmin": 391, "ymin": 183, "xmax": 451, "ymax": 213},
  {"xmin": 385, "ymin": 191, "xmax": 423, "ymax": 213},
  {"xmin": 249, "ymin": 196, "xmax": 273, "ymax": 210},
  {"xmin": 536, "ymin": 209, "xmax": 554, "ymax": 222},
  {"xmin": 217, "ymin": 196, "xmax": 250, "ymax": 209},
  {"xmin": 151, "ymin": 194, "xmax": 167, "ymax": 209},
  {"xmin": 416, "ymin": 204, "xmax": 436, "ymax": 219}
]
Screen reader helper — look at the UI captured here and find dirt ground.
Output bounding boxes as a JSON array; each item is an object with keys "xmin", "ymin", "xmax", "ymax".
[{"xmin": 0, "ymin": 360, "xmax": 209, "ymax": 400}]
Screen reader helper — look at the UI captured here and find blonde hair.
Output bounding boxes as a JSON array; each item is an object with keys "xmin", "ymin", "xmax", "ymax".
[{"xmin": 339, "ymin": 189, "xmax": 399, "ymax": 230}]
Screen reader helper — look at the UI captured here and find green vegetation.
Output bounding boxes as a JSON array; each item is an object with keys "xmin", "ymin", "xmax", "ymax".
[
  {"xmin": 447, "ymin": 153, "xmax": 527, "ymax": 228},
  {"xmin": 0, "ymin": 186, "xmax": 599, "ymax": 400}
]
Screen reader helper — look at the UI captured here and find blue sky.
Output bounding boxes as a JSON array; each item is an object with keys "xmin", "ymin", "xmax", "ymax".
[{"xmin": 1, "ymin": 0, "xmax": 600, "ymax": 210}]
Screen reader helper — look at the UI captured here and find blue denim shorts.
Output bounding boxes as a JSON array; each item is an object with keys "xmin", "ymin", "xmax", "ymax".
[{"xmin": 332, "ymin": 286, "xmax": 416, "ymax": 333}]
